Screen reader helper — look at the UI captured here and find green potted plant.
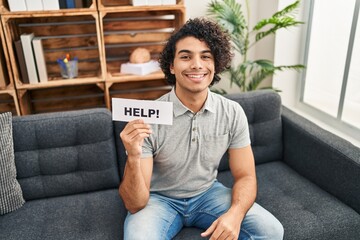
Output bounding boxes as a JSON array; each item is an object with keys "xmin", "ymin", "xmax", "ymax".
[{"xmin": 207, "ymin": 0, "xmax": 305, "ymax": 93}]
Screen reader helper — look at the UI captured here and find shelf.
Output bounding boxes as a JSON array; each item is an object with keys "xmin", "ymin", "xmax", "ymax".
[
  {"xmin": 17, "ymin": 83, "xmax": 106, "ymax": 115},
  {"xmin": 0, "ymin": 90, "xmax": 20, "ymax": 115},
  {"xmin": 0, "ymin": 0, "xmax": 97, "ymax": 14},
  {"xmin": 1, "ymin": 12, "xmax": 104, "ymax": 88},
  {"xmin": 107, "ymin": 71, "xmax": 165, "ymax": 83},
  {"xmin": 98, "ymin": 0, "xmax": 184, "ymax": 10},
  {"xmin": 15, "ymin": 77, "xmax": 104, "ymax": 90},
  {"xmin": 99, "ymin": 8, "xmax": 184, "ymax": 82},
  {"xmin": 0, "ymin": 0, "xmax": 185, "ymax": 115},
  {"xmin": 0, "ymin": 91, "xmax": 20, "ymax": 115},
  {"xmin": 0, "ymin": 14, "xmax": 19, "ymax": 115},
  {"xmin": 99, "ymin": 5, "xmax": 185, "ymax": 13},
  {"xmin": 0, "ymin": 15, "xmax": 12, "ymax": 89}
]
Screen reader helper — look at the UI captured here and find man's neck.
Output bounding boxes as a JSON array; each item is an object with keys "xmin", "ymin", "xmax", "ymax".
[{"xmin": 174, "ymin": 88, "xmax": 208, "ymax": 113}]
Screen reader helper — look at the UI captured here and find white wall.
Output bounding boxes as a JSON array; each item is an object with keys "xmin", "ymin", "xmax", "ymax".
[
  {"xmin": 273, "ymin": 0, "xmax": 307, "ymax": 107},
  {"xmin": 184, "ymin": 0, "xmax": 278, "ymax": 93}
]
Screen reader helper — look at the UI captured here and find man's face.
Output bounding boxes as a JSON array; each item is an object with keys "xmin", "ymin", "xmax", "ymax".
[{"xmin": 170, "ymin": 36, "xmax": 215, "ymax": 95}]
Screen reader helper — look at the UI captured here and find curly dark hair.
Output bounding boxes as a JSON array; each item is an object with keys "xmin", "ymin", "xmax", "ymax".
[{"xmin": 159, "ymin": 18, "xmax": 233, "ymax": 86}]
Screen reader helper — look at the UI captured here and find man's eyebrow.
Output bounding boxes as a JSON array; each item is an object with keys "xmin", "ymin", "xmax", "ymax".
[
  {"xmin": 177, "ymin": 49, "xmax": 212, "ymax": 54},
  {"xmin": 178, "ymin": 49, "xmax": 191, "ymax": 54}
]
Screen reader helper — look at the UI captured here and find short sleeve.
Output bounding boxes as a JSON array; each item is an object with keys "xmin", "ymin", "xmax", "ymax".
[
  {"xmin": 229, "ymin": 103, "xmax": 251, "ymax": 149},
  {"xmin": 141, "ymin": 128, "xmax": 155, "ymax": 159}
]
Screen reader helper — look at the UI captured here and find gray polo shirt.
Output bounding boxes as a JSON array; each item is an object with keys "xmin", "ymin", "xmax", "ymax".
[{"xmin": 142, "ymin": 88, "xmax": 250, "ymax": 198}]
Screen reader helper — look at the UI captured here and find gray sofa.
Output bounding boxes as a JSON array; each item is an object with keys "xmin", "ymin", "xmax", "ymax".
[{"xmin": 0, "ymin": 90, "xmax": 359, "ymax": 240}]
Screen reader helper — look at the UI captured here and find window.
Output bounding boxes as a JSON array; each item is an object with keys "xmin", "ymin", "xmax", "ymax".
[{"xmin": 301, "ymin": 0, "xmax": 360, "ymax": 139}]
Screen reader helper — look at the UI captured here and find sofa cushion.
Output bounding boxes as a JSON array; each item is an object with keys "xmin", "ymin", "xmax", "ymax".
[
  {"xmin": 174, "ymin": 227, "xmax": 203, "ymax": 239},
  {"xmin": 0, "ymin": 112, "xmax": 25, "ymax": 215},
  {"xmin": 218, "ymin": 90, "xmax": 282, "ymax": 172},
  {"xmin": 173, "ymin": 160, "xmax": 360, "ymax": 240},
  {"xmin": 0, "ymin": 189, "xmax": 125, "ymax": 240},
  {"xmin": 255, "ymin": 161, "xmax": 360, "ymax": 240},
  {"xmin": 12, "ymin": 109, "xmax": 119, "ymax": 200},
  {"xmin": 282, "ymin": 107, "xmax": 360, "ymax": 214}
]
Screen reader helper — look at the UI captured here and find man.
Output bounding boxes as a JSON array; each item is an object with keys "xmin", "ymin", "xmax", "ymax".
[{"xmin": 119, "ymin": 18, "xmax": 284, "ymax": 240}]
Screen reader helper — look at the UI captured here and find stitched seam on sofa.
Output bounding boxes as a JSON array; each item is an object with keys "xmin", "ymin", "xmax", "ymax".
[
  {"xmin": 17, "ymin": 168, "xmax": 116, "ymax": 180},
  {"xmin": 14, "ymin": 138, "xmax": 113, "ymax": 153}
]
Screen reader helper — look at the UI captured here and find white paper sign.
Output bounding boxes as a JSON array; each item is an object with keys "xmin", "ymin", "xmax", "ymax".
[{"xmin": 112, "ymin": 98, "xmax": 173, "ymax": 125}]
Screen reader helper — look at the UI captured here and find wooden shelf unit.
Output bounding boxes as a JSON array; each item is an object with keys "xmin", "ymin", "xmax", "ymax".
[
  {"xmin": 99, "ymin": 1, "xmax": 185, "ymax": 109},
  {"xmin": 1, "ymin": 11, "xmax": 104, "ymax": 87},
  {"xmin": 0, "ymin": 88, "xmax": 20, "ymax": 116},
  {"xmin": 0, "ymin": 13, "xmax": 20, "ymax": 115},
  {"xmin": 0, "ymin": 0, "xmax": 185, "ymax": 115},
  {"xmin": 17, "ymin": 83, "xmax": 106, "ymax": 115}
]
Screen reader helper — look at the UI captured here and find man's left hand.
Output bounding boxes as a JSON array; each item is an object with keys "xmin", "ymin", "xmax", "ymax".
[{"xmin": 200, "ymin": 210, "xmax": 242, "ymax": 240}]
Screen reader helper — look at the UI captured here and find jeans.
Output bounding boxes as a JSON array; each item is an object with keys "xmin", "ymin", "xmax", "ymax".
[{"xmin": 124, "ymin": 181, "xmax": 284, "ymax": 240}]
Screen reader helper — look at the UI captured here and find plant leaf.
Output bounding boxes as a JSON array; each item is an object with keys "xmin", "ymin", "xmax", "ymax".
[
  {"xmin": 254, "ymin": 18, "xmax": 303, "ymax": 42},
  {"xmin": 273, "ymin": 0, "xmax": 300, "ymax": 18},
  {"xmin": 207, "ymin": 0, "xmax": 248, "ymax": 54},
  {"xmin": 253, "ymin": 0, "xmax": 303, "ymax": 42},
  {"xmin": 207, "ymin": 0, "xmax": 305, "ymax": 92}
]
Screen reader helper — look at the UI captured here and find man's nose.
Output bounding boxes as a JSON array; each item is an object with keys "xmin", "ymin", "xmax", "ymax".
[{"xmin": 191, "ymin": 56, "xmax": 203, "ymax": 69}]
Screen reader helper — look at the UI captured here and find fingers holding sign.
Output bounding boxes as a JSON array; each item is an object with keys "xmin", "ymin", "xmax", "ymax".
[{"xmin": 120, "ymin": 119, "xmax": 152, "ymax": 159}]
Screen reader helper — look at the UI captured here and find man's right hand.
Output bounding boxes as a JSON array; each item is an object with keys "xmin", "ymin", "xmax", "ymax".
[{"xmin": 120, "ymin": 119, "xmax": 152, "ymax": 159}]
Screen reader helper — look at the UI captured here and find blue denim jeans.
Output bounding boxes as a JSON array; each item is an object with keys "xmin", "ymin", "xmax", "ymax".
[{"xmin": 124, "ymin": 181, "xmax": 284, "ymax": 240}]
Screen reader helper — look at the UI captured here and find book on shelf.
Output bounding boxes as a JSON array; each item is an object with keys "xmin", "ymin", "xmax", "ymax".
[
  {"xmin": 131, "ymin": 0, "xmax": 148, "ymax": 6},
  {"xmin": 14, "ymin": 40, "xmax": 30, "ymax": 84},
  {"xmin": 42, "ymin": 0, "xmax": 60, "ymax": 10},
  {"xmin": 32, "ymin": 38, "xmax": 48, "ymax": 83},
  {"xmin": 7, "ymin": 0, "xmax": 27, "ymax": 12},
  {"xmin": 20, "ymin": 33, "xmax": 39, "ymax": 84},
  {"xmin": 83, "ymin": 0, "xmax": 92, "ymax": 8},
  {"xmin": 75, "ymin": 0, "xmax": 84, "ymax": 8},
  {"xmin": 59, "ymin": 0, "xmax": 67, "ymax": 9},
  {"xmin": 25, "ymin": 0, "xmax": 43, "ymax": 11},
  {"xmin": 66, "ymin": 0, "xmax": 76, "ymax": 8}
]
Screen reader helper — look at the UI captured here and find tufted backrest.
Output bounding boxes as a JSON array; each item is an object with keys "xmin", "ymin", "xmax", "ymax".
[
  {"xmin": 12, "ymin": 108, "xmax": 119, "ymax": 201},
  {"xmin": 218, "ymin": 90, "xmax": 283, "ymax": 171}
]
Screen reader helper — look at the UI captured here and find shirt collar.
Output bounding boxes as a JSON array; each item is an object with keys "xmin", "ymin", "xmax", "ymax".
[{"xmin": 170, "ymin": 88, "xmax": 216, "ymax": 117}]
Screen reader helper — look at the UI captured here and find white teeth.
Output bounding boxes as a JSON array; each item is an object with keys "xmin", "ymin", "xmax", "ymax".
[{"xmin": 187, "ymin": 74, "xmax": 204, "ymax": 78}]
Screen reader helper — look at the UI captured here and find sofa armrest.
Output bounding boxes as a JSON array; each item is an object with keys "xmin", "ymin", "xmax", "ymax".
[{"xmin": 281, "ymin": 107, "xmax": 360, "ymax": 213}]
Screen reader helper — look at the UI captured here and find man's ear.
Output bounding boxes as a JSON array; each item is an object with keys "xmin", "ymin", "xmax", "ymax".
[{"xmin": 170, "ymin": 64, "xmax": 174, "ymax": 74}]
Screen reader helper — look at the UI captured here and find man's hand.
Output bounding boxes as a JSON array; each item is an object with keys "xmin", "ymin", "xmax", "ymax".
[
  {"xmin": 201, "ymin": 209, "xmax": 242, "ymax": 240},
  {"xmin": 120, "ymin": 119, "xmax": 152, "ymax": 159},
  {"xmin": 119, "ymin": 119, "xmax": 153, "ymax": 213}
]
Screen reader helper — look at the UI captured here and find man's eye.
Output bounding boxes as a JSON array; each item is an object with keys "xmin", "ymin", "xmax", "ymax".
[
  {"xmin": 180, "ymin": 55, "xmax": 190, "ymax": 59},
  {"xmin": 202, "ymin": 55, "xmax": 212, "ymax": 59}
]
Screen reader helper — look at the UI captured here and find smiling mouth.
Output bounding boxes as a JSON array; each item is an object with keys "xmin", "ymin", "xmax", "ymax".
[
  {"xmin": 185, "ymin": 74, "xmax": 207, "ymax": 79},
  {"xmin": 187, "ymin": 74, "xmax": 205, "ymax": 78}
]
